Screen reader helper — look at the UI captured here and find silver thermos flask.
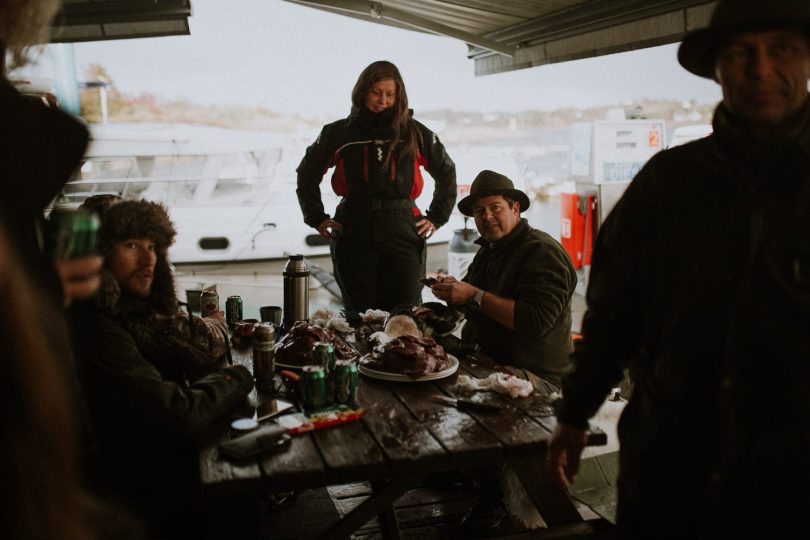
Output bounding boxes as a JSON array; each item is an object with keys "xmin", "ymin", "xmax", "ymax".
[{"xmin": 283, "ymin": 254, "xmax": 309, "ymax": 328}]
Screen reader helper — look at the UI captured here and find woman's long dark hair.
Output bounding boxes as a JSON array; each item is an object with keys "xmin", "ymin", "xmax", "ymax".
[{"xmin": 350, "ymin": 60, "xmax": 420, "ymax": 167}]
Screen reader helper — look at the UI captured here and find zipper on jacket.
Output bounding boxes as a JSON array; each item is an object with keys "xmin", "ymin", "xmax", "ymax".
[{"xmin": 363, "ymin": 146, "xmax": 369, "ymax": 183}]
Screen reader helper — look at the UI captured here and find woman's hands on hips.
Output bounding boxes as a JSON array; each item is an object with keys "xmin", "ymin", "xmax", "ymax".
[
  {"xmin": 316, "ymin": 218, "xmax": 342, "ymax": 240},
  {"xmin": 415, "ymin": 218, "xmax": 436, "ymax": 238}
]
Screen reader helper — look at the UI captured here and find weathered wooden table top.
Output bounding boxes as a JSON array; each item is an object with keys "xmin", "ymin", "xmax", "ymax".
[{"xmin": 199, "ymin": 345, "xmax": 605, "ymax": 496}]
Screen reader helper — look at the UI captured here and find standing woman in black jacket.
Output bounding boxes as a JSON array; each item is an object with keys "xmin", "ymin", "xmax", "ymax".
[{"xmin": 297, "ymin": 60, "xmax": 457, "ymax": 313}]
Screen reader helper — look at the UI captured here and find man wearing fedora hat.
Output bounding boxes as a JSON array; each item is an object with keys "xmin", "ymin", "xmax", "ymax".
[
  {"xmin": 434, "ymin": 170, "xmax": 577, "ymax": 391},
  {"xmin": 551, "ymin": 0, "xmax": 810, "ymax": 536},
  {"xmin": 433, "ymin": 169, "xmax": 577, "ymax": 531}
]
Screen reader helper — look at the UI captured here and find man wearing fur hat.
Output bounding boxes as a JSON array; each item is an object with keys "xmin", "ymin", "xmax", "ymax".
[
  {"xmin": 81, "ymin": 195, "xmax": 232, "ymax": 382},
  {"xmin": 71, "ymin": 200, "xmax": 253, "ymax": 537},
  {"xmin": 432, "ymin": 169, "xmax": 577, "ymax": 531},
  {"xmin": 551, "ymin": 0, "xmax": 810, "ymax": 537}
]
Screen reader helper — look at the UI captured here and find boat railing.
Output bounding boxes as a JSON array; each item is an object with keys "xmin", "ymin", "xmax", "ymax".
[{"xmin": 56, "ymin": 173, "xmax": 280, "ymax": 209}]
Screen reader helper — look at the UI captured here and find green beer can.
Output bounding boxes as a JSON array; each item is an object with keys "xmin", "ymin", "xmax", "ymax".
[
  {"xmin": 334, "ymin": 359, "xmax": 359, "ymax": 404},
  {"xmin": 49, "ymin": 208, "xmax": 100, "ymax": 259},
  {"xmin": 312, "ymin": 341, "xmax": 335, "ymax": 373},
  {"xmin": 225, "ymin": 296, "xmax": 243, "ymax": 328},
  {"xmin": 301, "ymin": 365, "xmax": 327, "ymax": 412}
]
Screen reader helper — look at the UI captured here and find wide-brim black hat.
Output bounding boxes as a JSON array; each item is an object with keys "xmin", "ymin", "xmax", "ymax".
[
  {"xmin": 457, "ymin": 170, "xmax": 530, "ymax": 217},
  {"xmin": 678, "ymin": 0, "xmax": 810, "ymax": 79}
]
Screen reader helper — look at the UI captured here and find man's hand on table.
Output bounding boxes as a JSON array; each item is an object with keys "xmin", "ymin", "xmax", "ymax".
[
  {"xmin": 549, "ymin": 423, "xmax": 588, "ymax": 488},
  {"xmin": 431, "ymin": 276, "xmax": 478, "ymax": 306}
]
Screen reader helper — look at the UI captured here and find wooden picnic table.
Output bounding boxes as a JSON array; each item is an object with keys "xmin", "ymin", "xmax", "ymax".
[{"xmin": 199, "ymin": 345, "xmax": 606, "ymax": 539}]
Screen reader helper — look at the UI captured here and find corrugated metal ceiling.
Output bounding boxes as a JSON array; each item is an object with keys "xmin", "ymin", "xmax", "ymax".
[
  {"xmin": 47, "ymin": 1, "xmax": 718, "ymax": 75},
  {"xmin": 283, "ymin": 0, "xmax": 717, "ymax": 75}
]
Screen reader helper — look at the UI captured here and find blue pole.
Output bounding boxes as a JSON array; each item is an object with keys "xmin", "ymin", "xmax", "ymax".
[{"xmin": 51, "ymin": 43, "xmax": 81, "ymax": 116}]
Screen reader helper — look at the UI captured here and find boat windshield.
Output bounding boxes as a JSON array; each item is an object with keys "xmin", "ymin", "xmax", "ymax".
[{"xmin": 57, "ymin": 147, "xmax": 282, "ymax": 208}]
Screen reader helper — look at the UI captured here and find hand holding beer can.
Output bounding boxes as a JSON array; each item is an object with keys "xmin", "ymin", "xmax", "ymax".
[{"xmin": 49, "ymin": 208, "xmax": 100, "ymax": 259}]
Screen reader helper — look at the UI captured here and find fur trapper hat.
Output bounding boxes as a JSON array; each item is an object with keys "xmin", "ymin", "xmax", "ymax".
[
  {"xmin": 97, "ymin": 200, "xmax": 178, "ymax": 315},
  {"xmin": 98, "ymin": 200, "xmax": 176, "ymax": 254}
]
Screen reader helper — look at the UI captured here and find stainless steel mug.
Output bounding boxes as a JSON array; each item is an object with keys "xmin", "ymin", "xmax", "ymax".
[{"xmin": 260, "ymin": 305, "xmax": 283, "ymax": 325}]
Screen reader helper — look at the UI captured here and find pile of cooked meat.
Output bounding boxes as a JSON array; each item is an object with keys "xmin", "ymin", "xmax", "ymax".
[
  {"xmin": 360, "ymin": 335, "xmax": 451, "ymax": 378},
  {"xmin": 274, "ymin": 322, "xmax": 356, "ymax": 366},
  {"xmin": 275, "ymin": 303, "xmax": 460, "ymax": 375}
]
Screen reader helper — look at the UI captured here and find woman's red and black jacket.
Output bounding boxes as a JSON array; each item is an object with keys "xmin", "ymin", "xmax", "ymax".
[{"xmin": 296, "ymin": 108, "xmax": 457, "ymax": 228}]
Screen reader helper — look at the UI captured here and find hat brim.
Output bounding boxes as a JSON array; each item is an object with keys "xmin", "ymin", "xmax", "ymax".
[
  {"xmin": 678, "ymin": 21, "xmax": 810, "ymax": 79},
  {"xmin": 678, "ymin": 27, "xmax": 723, "ymax": 79},
  {"xmin": 457, "ymin": 189, "xmax": 530, "ymax": 217}
]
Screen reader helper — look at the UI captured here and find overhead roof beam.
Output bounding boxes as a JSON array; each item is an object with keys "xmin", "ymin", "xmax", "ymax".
[
  {"xmin": 479, "ymin": 0, "xmax": 712, "ymax": 46},
  {"xmin": 51, "ymin": 0, "xmax": 192, "ymax": 42},
  {"xmin": 56, "ymin": 0, "xmax": 192, "ymax": 26},
  {"xmin": 468, "ymin": 0, "xmax": 715, "ymax": 75},
  {"xmin": 286, "ymin": 0, "xmax": 514, "ymax": 57}
]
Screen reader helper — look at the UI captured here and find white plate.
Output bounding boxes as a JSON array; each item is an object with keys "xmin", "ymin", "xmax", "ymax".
[
  {"xmin": 358, "ymin": 354, "xmax": 459, "ymax": 382},
  {"xmin": 275, "ymin": 360, "xmax": 308, "ymax": 370}
]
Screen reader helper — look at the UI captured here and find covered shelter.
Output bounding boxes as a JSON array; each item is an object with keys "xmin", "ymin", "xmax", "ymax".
[{"xmin": 282, "ymin": 0, "xmax": 716, "ymax": 75}]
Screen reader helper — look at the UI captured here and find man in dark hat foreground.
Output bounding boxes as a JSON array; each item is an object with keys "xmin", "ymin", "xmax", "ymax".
[
  {"xmin": 432, "ymin": 169, "xmax": 577, "ymax": 531},
  {"xmin": 551, "ymin": 0, "xmax": 810, "ymax": 537},
  {"xmin": 71, "ymin": 200, "xmax": 253, "ymax": 538}
]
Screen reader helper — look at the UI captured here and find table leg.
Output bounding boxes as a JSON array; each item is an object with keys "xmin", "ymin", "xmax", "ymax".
[
  {"xmin": 371, "ymin": 480, "xmax": 401, "ymax": 540},
  {"xmin": 509, "ymin": 455, "xmax": 583, "ymax": 527},
  {"xmin": 317, "ymin": 475, "xmax": 417, "ymax": 539}
]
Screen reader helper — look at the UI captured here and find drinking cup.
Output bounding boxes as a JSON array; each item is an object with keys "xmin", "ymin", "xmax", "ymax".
[
  {"xmin": 235, "ymin": 318, "xmax": 260, "ymax": 338},
  {"xmin": 185, "ymin": 289, "xmax": 202, "ymax": 314},
  {"xmin": 260, "ymin": 306, "xmax": 283, "ymax": 325}
]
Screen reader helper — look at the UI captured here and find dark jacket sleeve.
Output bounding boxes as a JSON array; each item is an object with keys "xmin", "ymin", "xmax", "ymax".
[
  {"xmin": 0, "ymin": 78, "xmax": 88, "ymax": 224},
  {"xmin": 0, "ymin": 78, "xmax": 89, "ymax": 304},
  {"xmin": 415, "ymin": 120, "xmax": 456, "ymax": 227},
  {"xmin": 89, "ymin": 315, "xmax": 253, "ymax": 439},
  {"xmin": 556, "ymin": 160, "xmax": 657, "ymax": 429},
  {"xmin": 513, "ymin": 239, "xmax": 577, "ymax": 335},
  {"xmin": 296, "ymin": 123, "xmax": 337, "ymax": 228}
]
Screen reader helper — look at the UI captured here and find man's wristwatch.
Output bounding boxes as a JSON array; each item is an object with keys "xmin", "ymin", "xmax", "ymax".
[{"xmin": 468, "ymin": 288, "xmax": 485, "ymax": 310}]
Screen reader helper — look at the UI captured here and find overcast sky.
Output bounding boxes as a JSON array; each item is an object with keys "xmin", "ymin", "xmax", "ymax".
[{"xmin": 45, "ymin": 0, "xmax": 722, "ymax": 117}]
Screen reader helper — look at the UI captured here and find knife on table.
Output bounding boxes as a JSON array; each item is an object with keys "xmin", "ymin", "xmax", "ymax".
[{"xmin": 432, "ymin": 395, "xmax": 501, "ymax": 412}]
